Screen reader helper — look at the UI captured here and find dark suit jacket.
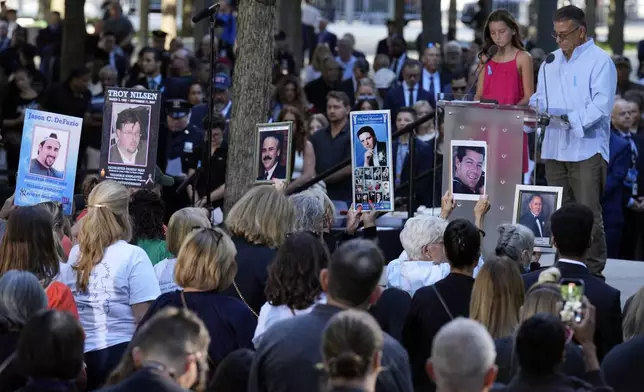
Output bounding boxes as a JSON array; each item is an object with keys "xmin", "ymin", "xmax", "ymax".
[
  {"xmin": 519, "ymin": 212, "xmax": 550, "ymax": 238},
  {"xmin": 369, "ymin": 287, "xmax": 412, "ymax": 343},
  {"xmin": 249, "ymin": 303, "xmax": 413, "ymax": 392},
  {"xmin": 603, "ymin": 132, "xmax": 630, "ymax": 230},
  {"xmin": 522, "ymin": 261, "xmax": 623, "ymax": 361},
  {"xmin": 96, "ymin": 368, "xmax": 186, "ymax": 392},
  {"xmin": 602, "ymin": 334, "xmax": 644, "ymax": 392},
  {"xmin": 108, "ymin": 143, "xmax": 147, "ymax": 166},
  {"xmin": 317, "ymin": 30, "xmax": 337, "ymax": 55},
  {"xmin": 126, "ymin": 75, "xmax": 166, "ymax": 91},
  {"xmin": 402, "ymin": 273, "xmax": 475, "ymax": 391},
  {"xmin": 494, "ymin": 371, "xmax": 614, "ymax": 392},
  {"xmin": 364, "ymin": 141, "xmax": 388, "ymax": 167},
  {"xmin": 304, "ymin": 77, "xmax": 341, "ymax": 114},
  {"xmin": 396, "ymin": 137, "xmax": 438, "ymax": 207},
  {"xmin": 257, "ymin": 163, "xmax": 287, "ymax": 180},
  {"xmin": 189, "ymin": 101, "xmax": 233, "ymax": 130},
  {"xmin": 383, "ymin": 85, "xmax": 435, "ymax": 121},
  {"xmin": 340, "ymin": 77, "xmax": 356, "ymax": 106},
  {"xmin": 376, "ymin": 38, "xmax": 390, "ymax": 58},
  {"xmin": 420, "ymin": 70, "xmax": 453, "ymax": 97}
]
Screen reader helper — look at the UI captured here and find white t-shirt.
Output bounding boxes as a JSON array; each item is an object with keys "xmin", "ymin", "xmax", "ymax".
[
  {"xmin": 58, "ymin": 240, "xmax": 161, "ymax": 352},
  {"xmin": 253, "ymin": 294, "xmax": 327, "ymax": 348},
  {"xmin": 154, "ymin": 257, "xmax": 180, "ymax": 294},
  {"xmin": 301, "ymin": 3, "xmax": 321, "ymax": 26}
]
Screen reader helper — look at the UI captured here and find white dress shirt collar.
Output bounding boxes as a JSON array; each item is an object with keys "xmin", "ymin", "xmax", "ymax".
[{"xmin": 558, "ymin": 258, "xmax": 587, "ymax": 269}]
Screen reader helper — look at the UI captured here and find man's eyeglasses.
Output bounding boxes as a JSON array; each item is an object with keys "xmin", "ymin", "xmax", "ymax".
[
  {"xmin": 452, "ymin": 86, "xmax": 467, "ymax": 92},
  {"xmin": 551, "ymin": 25, "xmax": 580, "ymax": 41},
  {"xmin": 120, "ymin": 130, "xmax": 142, "ymax": 138}
]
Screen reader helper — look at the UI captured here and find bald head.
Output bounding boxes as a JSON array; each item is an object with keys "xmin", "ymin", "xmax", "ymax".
[
  {"xmin": 428, "ymin": 318, "xmax": 497, "ymax": 392},
  {"xmin": 612, "ymin": 98, "xmax": 634, "ymax": 131}
]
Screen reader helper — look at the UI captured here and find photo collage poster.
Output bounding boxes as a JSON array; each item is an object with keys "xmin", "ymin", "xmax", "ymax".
[
  {"xmin": 99, "ymin": 87, "xmax": 162, "ymax": 188},
  {"xmin": 14, "ymin": 109, "xmax": 83, "ymax": 215},
  {"xmin": 350, "ymin": 110, "xmax": 394, "ymax": 211}
]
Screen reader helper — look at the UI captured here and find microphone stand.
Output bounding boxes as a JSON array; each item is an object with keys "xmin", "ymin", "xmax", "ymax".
[{"xmin": 204, "ymin": 14, "xmax": 215, "ymax": 210}]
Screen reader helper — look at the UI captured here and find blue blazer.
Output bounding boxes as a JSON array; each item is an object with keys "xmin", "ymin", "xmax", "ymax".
[
  {"xmin": 383, "ymin": 85, "xmax": 435, "ymax": 120},
  {"xmin": 602, "ymin": 131, "xmax": 631, "ymax": 229},
  {"xmin": 393, "ymin": 137, "xmax": 439, "ymax": 207}
]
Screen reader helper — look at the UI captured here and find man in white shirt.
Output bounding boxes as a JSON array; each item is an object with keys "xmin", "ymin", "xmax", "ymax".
[
  {"xmin": 109, "ymin": 108, "xmax": 147, "ymax": 166},
  {"xmin": 336, "ymin": 38, "xmax": 356, "ymax": 81}
]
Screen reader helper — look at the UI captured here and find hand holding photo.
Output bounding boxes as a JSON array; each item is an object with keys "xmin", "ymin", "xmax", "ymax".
[
  {"xmin": 512, "ymin": 185, "xmax": 564, "ymax": 252},
  {"xmin": 450, "ymin": 140, "xmax": 487, "ymax": 201}
]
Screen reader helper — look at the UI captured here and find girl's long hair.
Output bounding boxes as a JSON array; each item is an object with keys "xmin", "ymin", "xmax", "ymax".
[
  {"xmin": 482, "ymin": 9, "xmax": 525, "ymax": 56},
  {"xmin": 74, "ymin": 180, "xmax": 131, "ymax": 292}
]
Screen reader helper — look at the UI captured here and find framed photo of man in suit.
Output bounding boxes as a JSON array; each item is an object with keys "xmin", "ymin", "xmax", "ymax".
[
  {"xmin": 350, "ymin": 110, "xmax": 394, "ymax": 211},
  {"xmin": 107, "ymin": 104, "xmax": 151, "ymax": 167},
  {"xmin": 254, "ymin": 122, "xmax": 293, "ymax": 183},
  {"xmin": 512, "ymin": 185, "xmax": 564, "ymax": 252}
]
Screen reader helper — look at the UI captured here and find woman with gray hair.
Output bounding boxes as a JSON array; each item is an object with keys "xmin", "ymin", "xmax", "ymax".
[
  {"xmin": 289, "ymin": 190, "xmax": 328, "ymax": 234},
  {"xmin": 495, "ymin": 223, "xmax": 539, "ymax": 273},
  {"xmin": 0, "ymin": 270, "xmax": 49, "ymax": 391}
]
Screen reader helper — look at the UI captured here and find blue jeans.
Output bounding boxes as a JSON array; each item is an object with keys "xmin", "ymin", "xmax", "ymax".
[{"xmin": 84, "ymin": 342, "xmax": 129, "ymax": 390}]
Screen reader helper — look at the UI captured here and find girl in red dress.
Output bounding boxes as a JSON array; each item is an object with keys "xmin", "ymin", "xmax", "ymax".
[{"xmin": 474, "ymin": 9, "xmax": 534, "ymax": 175}]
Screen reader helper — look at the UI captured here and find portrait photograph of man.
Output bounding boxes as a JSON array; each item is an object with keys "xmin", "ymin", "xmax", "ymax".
[
  {"xmin": 29, "ymin": 131, "xmax": 67, "ymax": 179},
  {"xmin": 357, "ymin": 126, "xmax": 388, "ymax": 167},
  {"xmin": 450, "ymin": 140, "xmax": 487, "ymax": 201},
  {"xmin": 108, "ymin": 106, "xmax": 150, "ymax": 166},
  {"xmin": 513, "ymin": 185, "xmax": 564, "ymax": 250},
  {"xmin": 255, "ymin": 125, "xmax": 292, "ymax": 182}
]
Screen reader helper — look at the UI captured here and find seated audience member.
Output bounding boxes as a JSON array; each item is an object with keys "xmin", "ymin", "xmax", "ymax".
[
  {"xmin": 340, "ymin": 57, "xmax": 369, "ymax": 106},
  {"xmin": 39, "ymin": 200, "xmax": 73, "ymax": 260},
  {"xmin": 427, "ymin": 318, "xmax": 498, "ymax": 392},
  {"xmin": 521, "ymin": 203, "xmax": 623, "ymax": 361},
  {"xmin": 303, "ymin": 43, "xmax": 332, "ymax": 84},
  {"xmin": 494, "ymin": 267, "xmax": 586, "ymax": 384},
  {"xmin": 154, "ymin": 207, "xmax": 211, "ymax": 294},
  {"xmin": 209, "ymin": 349, "xmax": 255, "ymax": 392},
  {"xmin": 495, "ymin": 224, "xmax": 538, "ymax": 273},
  {"xmin": 355, "ymin": 95, "xmax": 380, "ymax": 111},
  {"xmin": 102, "ymin": 308, "xmax": 210, "ymax": 391},
  {"xmin": 129, "ymin": 190, "xmax": 173, "ymax": 266},
  {"xmin": 249, "ymin": 239, "xmax": 413, "ymax": 392},
  {"xmin": 57, "ymin": 180, "xmax": 161, "ymax": 390},
  {"xmin": 403, "ymin": 218, "xmax": 483, "ymax": 391},
  {"xmin": 0, "ymin": 205, "xmax": 78, "ymax": 318},
  {"xmin": 470, "ymin": 258, "xmax": 525, "ymax": 340},
  {"xmin": 254, "ymin": 232, "xmax": 330, "ymax": 347},
  {"xmin": 622, "ymin": 286, "xmax": 644, "ymax": 341},
  {"xmin": 222, "ymin": 185, "xmax": 295, "ymax": 315},
  {"xmin": 140, "ymin": 228, "xmax": 256, "ymax": 370},
  {"xmin": 0, "ymin": 271, "xmax": 49, "ymax": 392},
  {"xmin": 321, "ymin": 310, "xmax": 384, "ymax": 392},
  {"xmin": 500, "ymin": 311, "xmax": 611, "ymax": 391},
  {"xmin": 15, "ymin": 310, "xmax": 85, "ymax": 392}
]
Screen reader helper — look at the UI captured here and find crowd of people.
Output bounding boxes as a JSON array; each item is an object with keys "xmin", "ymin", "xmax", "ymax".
[{"xmin": 0, "ymin": 0, "xmax": 643, "ymax": 392}]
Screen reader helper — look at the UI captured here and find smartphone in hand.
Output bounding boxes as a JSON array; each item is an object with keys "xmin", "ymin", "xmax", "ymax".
[{"xmin": 560, "ymin": 278, "xmax": 584, "ymax": 324}]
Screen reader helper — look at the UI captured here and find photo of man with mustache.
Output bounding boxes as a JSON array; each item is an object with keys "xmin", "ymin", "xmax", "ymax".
[
  {"xmin": 29, "ymin": 132, "xmax": 64, "ymax": 178},
  {"xmin": 257, "ymin": 132, "xmax": 287, "ymax": 180}
]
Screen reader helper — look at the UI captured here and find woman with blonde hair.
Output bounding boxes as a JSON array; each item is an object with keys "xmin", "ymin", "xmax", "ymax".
[
  {"xmin": 140, "ymin": 228, "xmax": 256, "ymax": 374},
  {"xmin": 304, "ymin": 44, "xmax": 333, "ymax": 84},
  {"xmin": 321, "ymin": 309, "xmax": 383, "ymax": 392},
  {"xmin": 223, "ymin": 185, "xmax": 294, "ymax": 315},
  {"xmin": 309, "ymin": 113, "xmax": 329, "ymax": 135},
  {"xmin": 493, "ymin": 267, "xmax": 586, "ymax": 383},
  {"xmin": 154, "ymin": 207, "xmax": 211, "ymax": 294},
  {"xmin": 470, "ymin": 258, "xmax": 525, "ymax": 339},
  {"xmin": 622, "ymin": 286, "xmax": 644, "ymax": 341},
  {"xmin": 0, "ymin": 205, "xmax": 78, "ymax": 318},
  {"xmin": 56, "ymin": 180, "xmax": 161, "ymax": 390}
]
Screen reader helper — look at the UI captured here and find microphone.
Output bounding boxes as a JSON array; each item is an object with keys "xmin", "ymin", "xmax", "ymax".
[
  {"xmin": 533, "ymin": 52, "xmax": 555, "ymax": 184},
  {"xmin": 192, "ymin": 2, "xmax": 220, "ymax": 23},
  {"xmin": 463, "ymin": 45, "xmax": 498, "ymax": 99}
]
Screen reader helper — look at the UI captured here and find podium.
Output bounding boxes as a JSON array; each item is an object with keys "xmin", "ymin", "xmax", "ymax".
[{"xmin": 438, "ymin": 100, "xmax": 537, "ymax": 256}]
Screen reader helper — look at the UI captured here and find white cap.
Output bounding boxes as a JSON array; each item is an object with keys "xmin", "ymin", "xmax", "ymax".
[{"xmin": 374, "ymin": 69, "xmax": 396, "ymax": 89}]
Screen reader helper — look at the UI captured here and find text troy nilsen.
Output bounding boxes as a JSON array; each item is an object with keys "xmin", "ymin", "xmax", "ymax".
[{"xmin": 108, "ymin": 90, "xmax": 159, "ymax": 101}]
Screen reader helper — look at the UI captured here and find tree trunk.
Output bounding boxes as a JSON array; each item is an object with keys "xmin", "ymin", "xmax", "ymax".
[
  {"xmin": 586, "ymin": 0, "xmax": 597, "ymax": 39},
  {"xmin": 608, "ymin": 0, "xmax": 625, "ymax": 55},
  {"xmin": 224, "ymin": 0, "xmax": 276, "ymax": 214},
  {"xmin": 447, "ymin": 0, "xmax": 457, "ymax": 41},
  {"xmin": 277, "ymin": 0, "xmax": 302, "ymax": 73},
  {"xmin": 394, "ymin": 0, "xmax": 405, "ymax": 36},
  {"xmin": 140, "ymin": 0, "xmax": 149, "ymax": 47},
  {"xmin": 60, "ymin": 0, "xmax": 86, "ymax": 81},
  {"xmin": 421, "ymin": 0, "xmax": 441, "ymax": 46},
  {"xmin": 161, "ymin": 0, "xmax": 178, "ymax": 42},
  {"xmin": 536, "ymin": 0, "xmax": 557, "ymax": 54}
]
